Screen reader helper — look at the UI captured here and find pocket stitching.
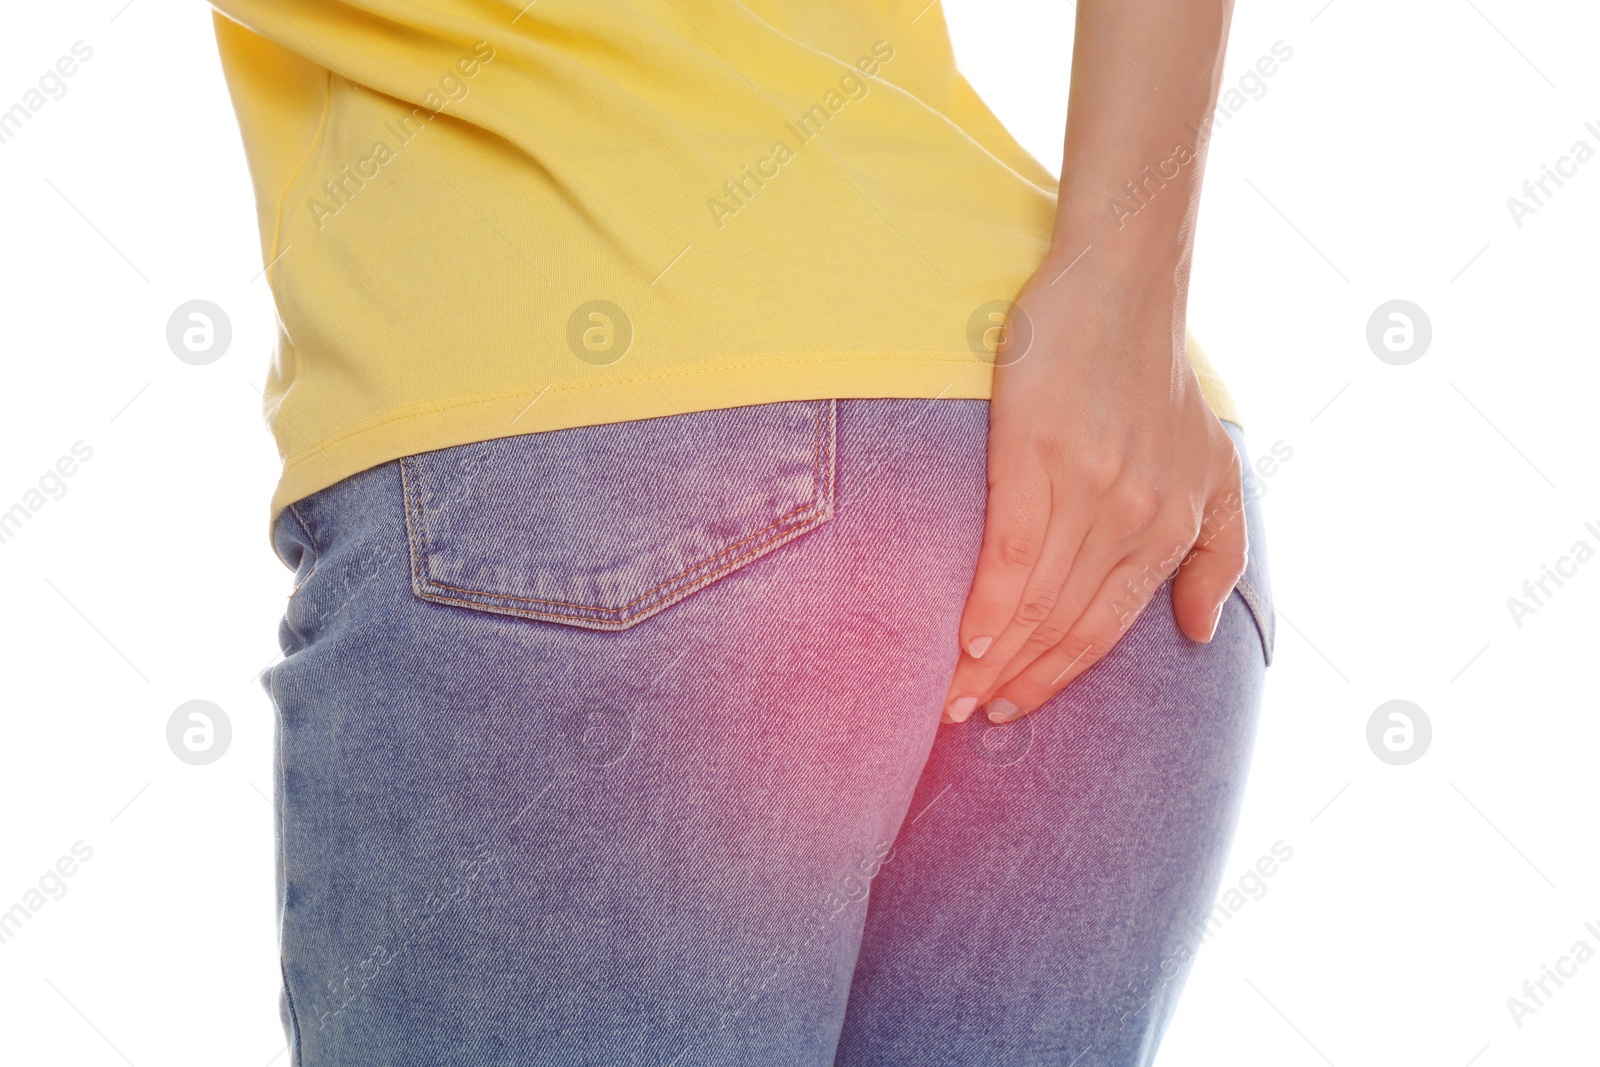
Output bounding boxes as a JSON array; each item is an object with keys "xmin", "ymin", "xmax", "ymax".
[
  {"xmin": 406, "ymin": 404, "xmax": 828, "ymax": 612},
  {"xmin": 403, "ymin": 400, "xmax": 836, "ymax": 625}
]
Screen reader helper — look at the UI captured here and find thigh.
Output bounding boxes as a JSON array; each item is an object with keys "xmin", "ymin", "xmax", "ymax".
[
  {"xmin": 263, "ymin": 399, "xmax": 990, "ymax": 1066},
  {"xmin": 835, "ymin": 422, "xmax": 1275, "ymax": 1067}
]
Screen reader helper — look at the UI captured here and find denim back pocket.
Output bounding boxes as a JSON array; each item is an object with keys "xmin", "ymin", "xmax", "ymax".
[{"xmin": 400, "ymin": 400, "xmax": 836, "ymax": 630}]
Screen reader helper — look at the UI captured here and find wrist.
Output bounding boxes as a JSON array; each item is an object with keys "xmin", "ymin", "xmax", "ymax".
[
  {"xmin": 1035, "ymin": 235, "xmax": 1191, "ymax": 321},
  {"xmin": 1020, "ymin": 253, "xmax": 1191, "ymax": 373},
  {"xmin": 1046, "ymin": 211, "xmax": 1191, "ymax": 276},
  {"xmin": 1046, "ymin": 170, "xmax": 1202, "ymax": 283}
]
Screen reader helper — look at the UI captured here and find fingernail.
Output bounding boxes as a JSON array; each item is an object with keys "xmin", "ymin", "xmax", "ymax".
[
  {"xmin": 967, "ymin": 636, "xmax": 994, "ymax": 660},
  {"xmin": 947, "ymin": 696, "xmax": 978, "ymax": 723},
  {"xmin": 1206, "ymin": 600, "xmax": 1225, "ymax": 641},
  {"xmin": 985, "ymin": 698, "xmax": 1021, "ymax": 724}
]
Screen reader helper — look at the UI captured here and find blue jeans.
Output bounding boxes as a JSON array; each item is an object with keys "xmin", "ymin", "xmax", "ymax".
[{"xmin": 266, "ymin": 399, "xmax": 1274, "ymax": 1066}]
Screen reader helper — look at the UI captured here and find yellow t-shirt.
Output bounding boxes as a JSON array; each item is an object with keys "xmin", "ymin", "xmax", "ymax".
[{"xmin": 210, "ymin": 0, "xmax": 1239, "ymax": 526}]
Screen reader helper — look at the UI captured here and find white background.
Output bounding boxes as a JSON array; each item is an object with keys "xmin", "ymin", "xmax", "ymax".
[{"xmin": 1, "ymin": 1, "xmax": 1595, "ymax": 1064}]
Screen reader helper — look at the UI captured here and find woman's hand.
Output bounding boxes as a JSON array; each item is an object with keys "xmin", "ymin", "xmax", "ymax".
[
  {"xmin": 942, "ymin": 260, "xmax": 1246, "ymax": 725},
  {"xmin": 941, "ymin": 0, "xmax": 1240, "ymax": 725}
]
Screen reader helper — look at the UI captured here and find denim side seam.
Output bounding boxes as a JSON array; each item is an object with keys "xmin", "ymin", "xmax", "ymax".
[
  {"xmin": 280, "ymin": 956, "xmax": 304, "ymax": 1067},
  {"xmin": 268, "ymin": 661, "xmax": 306, "ymax": 1066},
  {"xmin": 284, "ymin": 502, "xmax": 320, "ymax": 597}
]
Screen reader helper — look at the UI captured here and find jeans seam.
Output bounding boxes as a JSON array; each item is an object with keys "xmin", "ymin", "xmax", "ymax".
[
  {"xmin": 268, "ymin": 666, "xmax": 306, "ymax": 1066},
  {"xmin": 284, "ymin": 503, "xmax": 319, "ymax": 598}
]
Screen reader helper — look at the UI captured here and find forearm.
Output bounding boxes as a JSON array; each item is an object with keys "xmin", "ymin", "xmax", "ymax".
[{"xmin": 1047, "ymin": 0, "xmax": 1234, "ymax": 286}]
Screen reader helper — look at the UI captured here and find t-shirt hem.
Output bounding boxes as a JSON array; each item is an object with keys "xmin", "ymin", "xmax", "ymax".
[{"xmin": 265, "ymin": 351, "xmax": 1243, "ymax": 548}]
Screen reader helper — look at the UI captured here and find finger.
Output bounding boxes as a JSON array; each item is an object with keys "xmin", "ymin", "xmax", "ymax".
[
  {"xmin": 977, "ymin": 466, "xmax": 1170, "ymax": 698},
  {"xmin": 942, "ymin": 501, "xmax": 1089, "ymax": 722},
  {"xmin": 1171, "ymin": 482, "xmax": 1249, "ymax": 642},
  {"xmin": 943, "ymin": 473, "xmax": 1051, "ymax": 722},
  {"xmin": 961, "ymin": 517, "xmax": 1129, "ymax": 706},
  {"xmin": 983, "ymin": 535, "xmax": 1194, "ymax": 722}
]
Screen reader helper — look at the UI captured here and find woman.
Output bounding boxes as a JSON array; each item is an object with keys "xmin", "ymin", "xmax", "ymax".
[{"xmin": 214, "ymin": 0, "xmax": 1273, "ymax": 1062}]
